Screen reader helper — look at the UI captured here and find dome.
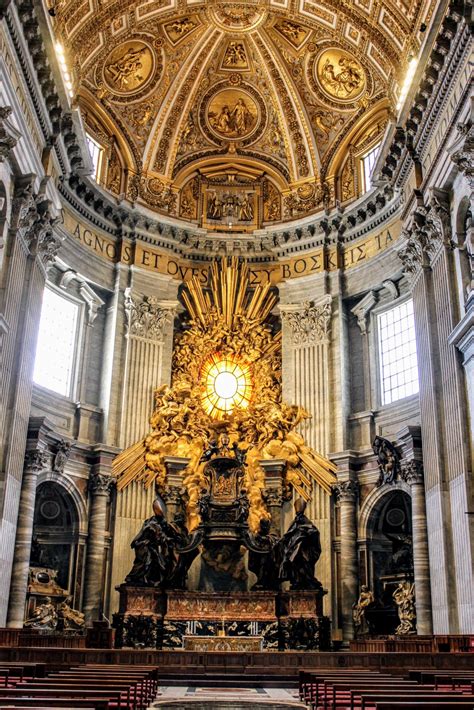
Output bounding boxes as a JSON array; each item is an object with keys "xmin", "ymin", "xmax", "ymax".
[{"xmin": 49, "ymin": 0, "xmax": 427, "ymax": 230}]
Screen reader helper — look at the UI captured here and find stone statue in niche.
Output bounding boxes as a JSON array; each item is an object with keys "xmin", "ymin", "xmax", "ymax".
[
  {"xmin": 57, "ymin": 596, "xmax": 85, "ymax": 629},
  {"xmin": 393, "ymin": 581, "xmax": 416, "ymax": 635},
  {"xmin": 125, "ymin": 496, "xmax": 176, "ymax": 588},
  {"xmin": 248, "ymin": 518, "xmax": 279, "ymax": 591},
  {"xmin": 372, "ymin": 435, "xmax": 401, "ymax": 486},
  {"xmin": 24, "ymin": 596, "xmax": 58, "ymax": 630},
  {"xmin": 352, "ymin": 585, "xmax": 375, "ymax": 636},
  {"xmin": 275, "ymin": 498, "xmax": 322, "ymax": 590}
]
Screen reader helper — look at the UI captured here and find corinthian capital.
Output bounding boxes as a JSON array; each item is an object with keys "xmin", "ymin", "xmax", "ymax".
[
  {"xmin": 450, "ymin": 121, "xmax": 474, "ymax": 188},
  {"xmin": 24, "ymin": 449, "xmax": 50, "ymax": 473},
  {"xmin": 124, "ymin": 289, "xmax": 176, "ymax": 340},
  {"xmin": 400, "ymin": 459, "xmax": 424, "ymax": 485},
  {"xmin": 398, "ymin": 201, "xmax": 445, "ymax": 280},
  {"xmin": 280, "ymin": 295, "xmax": 331, "ymax": 346},
  {"xmin": 0, "ymin": 106, "xmax": 19, "ymax": 163},
  {"xmin": 89, "ymin": 472, "xmax": 116, "ymax": 495},
  {"xmin": 333, "ymin": 480, "xmax": 359, "ymax": 503}
]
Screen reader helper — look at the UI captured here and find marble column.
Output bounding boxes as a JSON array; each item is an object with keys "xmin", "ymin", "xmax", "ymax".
[
  {"xmin": 6, "ymin": 449, "xmax": 49, "ymax": 627},
  {"xmin": 401, "ymin": 460, "xmax": 433, "ymax": 634},
  {"xmin": 334, "ymin": 479, "xmax": 359, "ymax": 643},
  {"xmin": 399, "ymin": 191, "xmax": 473, "ymax": 631},
  {"xmin": 0, "ymin": 180, "xmax": 61, "ymax": 625},
  {"xmin": 82, "ymin": 471, "xmax": 115, "ymax": 625}
]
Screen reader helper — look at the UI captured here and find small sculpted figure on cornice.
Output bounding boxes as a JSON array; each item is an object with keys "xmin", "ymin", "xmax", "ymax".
[
  {"xmin": 280, "ymin": 296, "xmax": 331, "ymax": 346},
  {"xmin": 53, "ymin": 440, "xmax": 73, "ymax": 473},
  {"xmin": 372, "ymin": 435, "xmax": 401, "ymax": 486},
  {"xmin": 124, "ymin": 288, "xmax": 176, "ymax": 340}
]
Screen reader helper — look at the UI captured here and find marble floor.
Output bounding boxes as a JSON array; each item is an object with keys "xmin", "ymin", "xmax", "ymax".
[{"xmin": 152, "ymin": 685, "xmax": 305, "ymax": 708}]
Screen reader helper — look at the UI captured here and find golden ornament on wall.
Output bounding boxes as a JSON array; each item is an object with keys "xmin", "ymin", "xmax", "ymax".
[
  {"xmin": 103, "ymin": 40, "xmax": 155, "ymax": 95},
  {"xmin": 316, "ymin": 48, "xmax": 366, "ymax": 103},
  {"xmin": 209, "ymin": 5, "xmax": 266, "ymax": 32},
  {"xmin": 200, "ymin": 83, "xmax": 266, "ymax": 147}
]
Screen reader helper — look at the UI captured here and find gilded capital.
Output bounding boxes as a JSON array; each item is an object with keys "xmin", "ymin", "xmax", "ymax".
[
  {"xmin": 280, "ymin": 295, "xmax": 331, "ymax": 346},
  {"xmin": 124, "ymin": 289, "xmax": 176, "ymax": 340}
]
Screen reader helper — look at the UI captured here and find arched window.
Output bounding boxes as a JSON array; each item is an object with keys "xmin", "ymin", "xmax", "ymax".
[
  {"xmin": 377, "ymin": 299, "xmax": 419, "ymax": 405},
  {"xmin": 361, "ymin": 142, "xmax": 381, "ymax": 193},
  {"xmin": 85, "ymin": 132, "xmax": 104, "ymax": 182},
  {"xmin": 33, "ymin": 286, "xmax": 80, "ymax": 397}
]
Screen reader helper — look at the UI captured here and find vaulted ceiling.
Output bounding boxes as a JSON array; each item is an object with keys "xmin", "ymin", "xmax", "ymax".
[{"xmin": 51, "ymin": 0, "xmax": 436, "ymax": 229}]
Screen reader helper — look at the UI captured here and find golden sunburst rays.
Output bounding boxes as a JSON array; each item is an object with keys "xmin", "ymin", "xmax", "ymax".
[
  {"xmin": 182, "ymin": 257, "xmax": 277, "ymax": 342},
  {"xmin": 200, "ymin": 352, "xmax": 253, "ymax": 419},
  {"xmin": 112, "ymin": 257, "xmax": 337, "ymax": 515}
]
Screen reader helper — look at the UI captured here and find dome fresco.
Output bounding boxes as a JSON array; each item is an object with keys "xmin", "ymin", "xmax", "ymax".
[{"xmin": 49, "ymin": 0, "xmax": 435, "ymax": 229}]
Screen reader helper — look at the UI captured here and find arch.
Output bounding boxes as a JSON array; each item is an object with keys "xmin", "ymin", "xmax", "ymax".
[
  {"xmin": 358, "ymin": 480, "xmax": 411, "ymax": 540},
  {"xmin": 37, "ymin": 471, "xmax": 88, "ymax": 536}
]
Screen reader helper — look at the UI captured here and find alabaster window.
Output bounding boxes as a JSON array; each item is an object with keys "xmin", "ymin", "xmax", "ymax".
[
  {"xmin": 378, "ymin": 299, "xmax": 419, "ymax": 405},
  {"xmin": 85, "ymin": 133, "xmax": 103, "ymax": 182},
  {"xmin": 33, "ymin": 286, "xmax": 80, "ymax": 398},
  {"xmin": 361, "ymin": 143, "xmax": 380, "ymax": 193}
]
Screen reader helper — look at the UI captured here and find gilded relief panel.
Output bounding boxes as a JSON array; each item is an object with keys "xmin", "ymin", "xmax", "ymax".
[{"xmin": 202, "ymin": 183, "xmax": 259, "ymax": 233}]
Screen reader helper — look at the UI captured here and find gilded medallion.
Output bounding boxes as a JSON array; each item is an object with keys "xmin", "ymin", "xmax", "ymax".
[
  {"xmin": 207, "ymin": 89, "xmax": 258, "ymax": 140},
  {"xmin": 103, "ymin": 40, "xmax": 155, "ymax": 95},
  {"xmin": 316, "ymin": 48, "xmax": 366, "ymax": 103},
  {"xmin": 200, "ymin": 82, "xmax": 267, "ymax": 147}
]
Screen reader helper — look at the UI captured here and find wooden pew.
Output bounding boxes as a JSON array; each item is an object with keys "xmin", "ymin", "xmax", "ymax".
[
  {"xmin": 46, "ymin": 673, "xmax": 153, "ymax": 706},
  {"xmin": 50, "ymin": 668, "xmax": 158, "ymax": 702},
  {"xmin": 14, "ymin": 681, "xmax": 141, "ymax": 710},
  {"xmin": 0, "ymin": 688, "xmax": 124, "ymax": 709},
  {"xmin": 373, "ymin": 704, "xmax": 474, "ymax": 710},
  {"xmin": 299, "ymin": 670, "xmax": 393, "ymax": 704},
  {"xmin": 320, "ymin": 680, "xmax": 430, "ymax": 710},
  {"xmin": 360, "ymin": 693, "xmax": 474, "ymax": 710}
]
